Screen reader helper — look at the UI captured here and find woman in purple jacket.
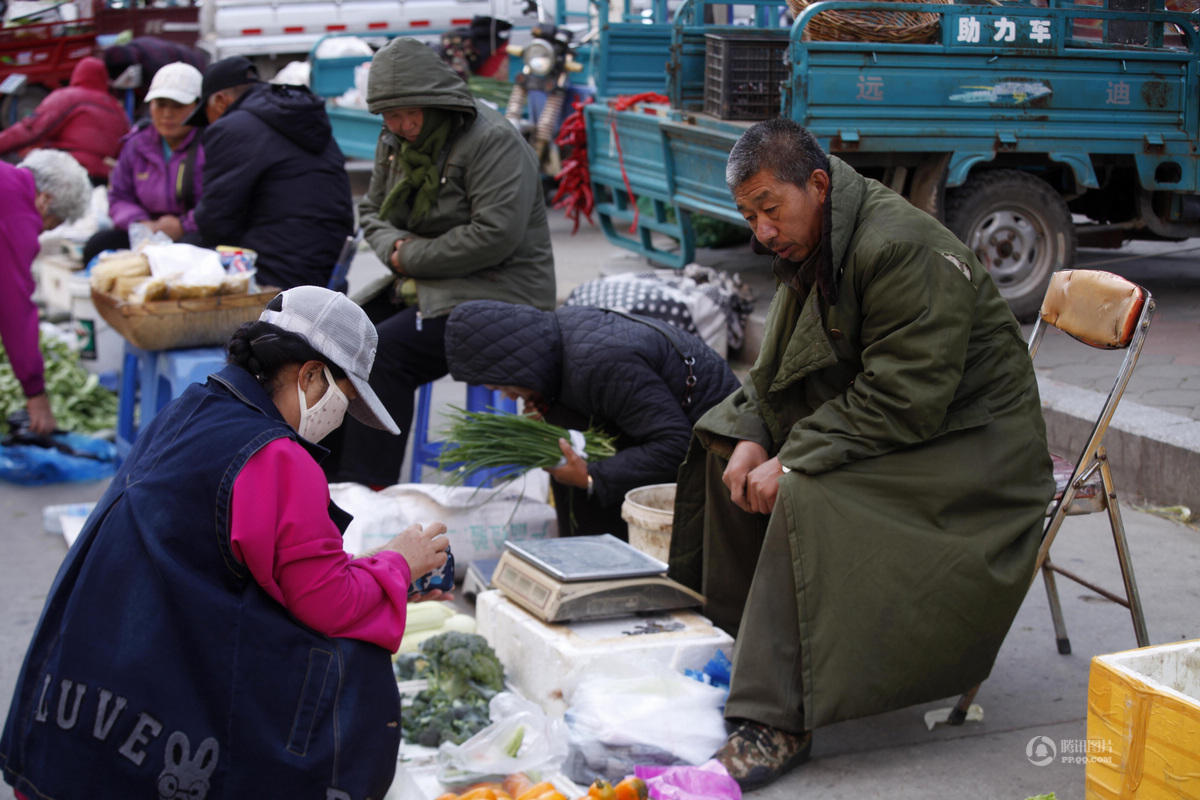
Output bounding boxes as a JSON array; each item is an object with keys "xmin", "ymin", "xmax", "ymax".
[{"xmin": 82, "ymin": 62, "xmax": 206, "ymax": 265}]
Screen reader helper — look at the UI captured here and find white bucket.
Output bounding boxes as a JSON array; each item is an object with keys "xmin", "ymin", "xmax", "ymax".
[{"xmin": 621, "ymin": 482, "xmax": 676, "ymax": 563}]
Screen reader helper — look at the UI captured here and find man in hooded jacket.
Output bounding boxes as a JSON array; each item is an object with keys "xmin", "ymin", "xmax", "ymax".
[
  {"xmin": 672, "ymin": 120, "xmax": 1055, "ymax": 789},
  {"xmin": 186, "ymin": 56, "xmax": 353, "ymax": 290},
  {"xmin": 324, "ymin": 38, "xmax": 555, "ymax": 487},
  {"xmin": 0, "ymin": 57, "xmax": 129, "ymax": 183}
]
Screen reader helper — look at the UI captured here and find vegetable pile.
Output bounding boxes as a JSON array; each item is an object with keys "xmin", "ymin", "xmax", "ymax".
[
  {"xmin": 436, "ymin": 407, "xmax": 617, "ymax": 486},
  {"xmin": 0, "ymin": 333, "xmax": 118, "ymax": 433},
  {"xmin": 401, "ymin": 631, "xmax": 506, "ymax": 747}
]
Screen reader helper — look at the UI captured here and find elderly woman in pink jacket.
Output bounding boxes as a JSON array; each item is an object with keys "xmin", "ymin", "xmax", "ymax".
[
  {"xmin": 82, "ymin": 62, "xmax": 206, "ymax": 265},
  {"xmin": 0, "ymin": 150, "xmax": 91, "ymax": 434}
]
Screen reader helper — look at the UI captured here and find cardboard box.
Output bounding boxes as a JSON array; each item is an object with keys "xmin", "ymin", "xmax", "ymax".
[
  {"xmin": 475, "ymin": 589, "xmax": 733, "ymax": 717},
  {"xmin": 1086, "ymin": 639, "xmax": 1200, "ymax": 799}
]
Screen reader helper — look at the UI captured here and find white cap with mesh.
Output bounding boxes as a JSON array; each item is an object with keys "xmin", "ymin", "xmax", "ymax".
[
  {"xmin": 259, "ymin": 286, "xmax": 400, "ymax": 435},
  {"xmin": 145, "ymin": 62, "xmax": 204, "ymax": 105}
]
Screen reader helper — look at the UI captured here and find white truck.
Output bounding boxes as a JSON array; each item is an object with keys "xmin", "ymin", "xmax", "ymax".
[{"xmin": 196, "ymin": 0, "xmax": 572, "ymax": 67}]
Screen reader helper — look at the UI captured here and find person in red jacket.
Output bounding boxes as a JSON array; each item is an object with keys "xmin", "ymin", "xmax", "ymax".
[{"xmin": 0, "ymin": 57, "xmax": 130, "ymax": 184}]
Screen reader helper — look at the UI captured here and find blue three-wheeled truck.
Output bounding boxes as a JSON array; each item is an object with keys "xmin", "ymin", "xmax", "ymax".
[{"xmin": 584, "ymin": 0, "xmax": 1200, "ymax": 318}]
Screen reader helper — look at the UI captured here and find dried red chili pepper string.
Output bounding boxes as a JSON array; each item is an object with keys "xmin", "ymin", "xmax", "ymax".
[
  {"xmin": 551, "ymin": 93, "xmax": 669, "ymax": 235},
  {"xmin": 552, "ymin": 96, "xmax": 595, "ymax": 234}
]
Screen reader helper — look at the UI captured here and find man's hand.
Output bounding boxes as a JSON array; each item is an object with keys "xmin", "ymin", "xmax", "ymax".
[
  {"xmin": 389, "ymin": 238, "xmax": 410, "ymax": 273},
  {"xmin": 723, "ymin": 440, "xmax": 768, "ymax": 513},
  {"xmin": 744, "ymin": 456, "xmax": 786, "ymax": 515},
  {"xmin": 546, "ymin": 437, "xmax": 589, "ymax": 489},
  {"xmin": 148, "ymin": 215, "xmax": 184, "ymax": 241},
  {"xmin": 25, "ymin": 393, "xmax": 56, "ymax": 436}
]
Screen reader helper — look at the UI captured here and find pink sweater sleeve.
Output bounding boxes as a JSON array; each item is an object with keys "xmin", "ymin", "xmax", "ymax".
[{"xmin": 230, "ymin": 437, "xmax": 412, "ymax": 651}]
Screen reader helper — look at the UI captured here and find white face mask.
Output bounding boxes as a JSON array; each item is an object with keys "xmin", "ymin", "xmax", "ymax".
[{"xmin": 296, "ymin": 365, "xmax": 349, "ymax": 443}]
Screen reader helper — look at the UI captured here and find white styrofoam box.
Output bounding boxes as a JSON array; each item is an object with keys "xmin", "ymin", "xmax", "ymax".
[
  {"xmin": 68, "ymin": 274, "xmax": 123, "ymax": 376},
  {"xmin": 475, "ymin": 589, "xmax": 734, "ymax": 717},
  {"xmin": 33, "ymin": 252, "xmax": 84, "ymax": 316}
]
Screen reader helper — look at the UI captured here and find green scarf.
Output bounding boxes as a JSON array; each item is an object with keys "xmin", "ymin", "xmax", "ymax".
[{"xmin": 379, "ymin": 109, "xmax": 453, "ymax": 225}]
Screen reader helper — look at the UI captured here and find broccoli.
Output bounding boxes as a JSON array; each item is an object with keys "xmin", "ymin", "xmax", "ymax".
[
  {"xmin": 400, "ymin": 632, "xmax": 505, "ymax": 747},
  {"xmin": 393, "ymin": 652, "xmax": 430, "ymax": 681},
  {"xmin": 418, "ymin": 631, "xmax": 505, "ymax": 700}
]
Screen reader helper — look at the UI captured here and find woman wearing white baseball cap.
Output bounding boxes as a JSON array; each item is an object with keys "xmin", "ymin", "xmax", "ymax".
[
  {"xmin": 1, "ymin": 286, "xmax": 449, "ymax": 799},
  {"xmin": 82, "ymin": 61, "xmax": 210, "ymax": 265}
]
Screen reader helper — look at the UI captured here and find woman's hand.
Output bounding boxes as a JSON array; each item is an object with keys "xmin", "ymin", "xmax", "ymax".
[
  {"xmin": 546, "ymin": 437, "xmax": 589, "ymax": 489},
  {"xmin": 377, "ymin": 521, "xmax": 449, "ymax": 580},
  {"xmin": 389, "ymin": 238, "xmax": 410, "ymax": 273},
  {"xmin": 148, "ymin": 215, "xmax": 184, "ymax": 241},
  {"xmin": 723, "ymin": 440, "xmax": 769, "ymax": 513},
  {"xmin": 25, "ymin": 393, "xmax": 56, "ymax": 436}
]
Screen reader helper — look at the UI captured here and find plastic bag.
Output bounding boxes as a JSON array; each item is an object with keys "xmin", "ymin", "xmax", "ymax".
[
  {"xmin": 436, "ymin": 692, "xmax": 569, "ymax": 784},
  {"xmin": 562, "ymin": 660, "xmax": 728, "ymax": 785},
  {"xmin": 142, "ymin": 243, "xmax": 226, "ymax": 287},
  {"xmin": 128, "ymin": 221, "xmax": 173, "ymax": 252},
  {"xmin": 0, "ymin": 432, "xmax": 117, "ymax": 485},
  {"xmin": 329, "ymin": 473, "xmax": 556, "ymax": 576},
  {"xmin": 634, "ymin": 760, "xmax": 741, "ymax": 800}
]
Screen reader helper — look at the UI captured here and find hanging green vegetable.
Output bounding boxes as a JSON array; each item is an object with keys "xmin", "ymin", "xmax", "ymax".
[{"xmin": 436, "ymin": 406, "xmax": 617, "ymax": 486}]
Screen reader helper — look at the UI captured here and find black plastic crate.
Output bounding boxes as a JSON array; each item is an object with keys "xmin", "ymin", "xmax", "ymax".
[{"xmin": 703, "ymin": 31, "xmax": 790, "ymax": 121}]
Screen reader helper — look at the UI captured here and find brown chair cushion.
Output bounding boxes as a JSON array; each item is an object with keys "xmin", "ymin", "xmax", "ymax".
[{"xmin": 1040, "ymin": 270, "xmax": 1145, "ymax": 348}]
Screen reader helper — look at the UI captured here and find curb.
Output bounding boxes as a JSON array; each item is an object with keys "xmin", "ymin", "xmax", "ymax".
[{"xmin": 1037, "ymin": 377, "xmax": 1200, "ymax": 512}]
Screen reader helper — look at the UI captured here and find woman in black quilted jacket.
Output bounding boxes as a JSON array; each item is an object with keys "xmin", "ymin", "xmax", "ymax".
[{"xmin": 444, "ymin": 300, "xmax": 741, "ymax": 538}]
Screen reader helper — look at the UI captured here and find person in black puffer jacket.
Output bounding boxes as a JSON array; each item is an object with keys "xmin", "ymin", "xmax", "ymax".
[
  {"xmin": 444, "ymin": 300, "xmax": 741, "ymax": 538},
  {"xmin": 186, "ymin": 57, "xmax": 353, "ymax": 290}
]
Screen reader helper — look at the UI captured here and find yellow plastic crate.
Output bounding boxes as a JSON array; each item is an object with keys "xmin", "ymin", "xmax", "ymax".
[{"xmin": 1086, "ymin": 639, "xmax": 1200, "ymax": 799}]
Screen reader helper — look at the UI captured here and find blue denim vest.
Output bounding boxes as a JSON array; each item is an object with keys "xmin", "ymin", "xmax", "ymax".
[{"xmin": 1, "ymin": 365, "xmax": 400, "ymax": 799}]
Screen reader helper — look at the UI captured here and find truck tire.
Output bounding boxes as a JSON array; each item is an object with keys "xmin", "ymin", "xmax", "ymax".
[{"xmin": 945, "ymin": 169, "xmax": 1075, "ymax": 322}]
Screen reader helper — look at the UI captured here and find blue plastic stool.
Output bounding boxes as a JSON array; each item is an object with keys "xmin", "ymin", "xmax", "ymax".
[
  {"xmin": 115, "ymin": 343, "xmax": 226, "ymax": 460},
  {"xmin": 409, "ymin": 383, "xmax": 517, "ymax": 486}
]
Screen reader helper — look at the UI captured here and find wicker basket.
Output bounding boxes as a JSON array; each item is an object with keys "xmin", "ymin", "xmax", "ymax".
[
  {"xmin": 91, "ymin": 286, "xmax": 281, "ymax": 351},
  {"xmin": 786, "ymin": 0, "xmax": 949, "ymax": 43}
]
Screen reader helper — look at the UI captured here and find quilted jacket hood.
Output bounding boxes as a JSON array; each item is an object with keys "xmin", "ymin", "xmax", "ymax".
[
  {"xmin": 366, "ymin": 38, "xmax": 477, "ymax": 118},
  {"xmin": 444, "ymin": 301, "xmax": 562, "ymax": 399}
]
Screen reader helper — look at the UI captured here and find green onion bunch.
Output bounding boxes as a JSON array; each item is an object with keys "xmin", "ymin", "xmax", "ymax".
[{"xmin": 435, "ymin": 406, "xmax": 617, "ymax": 486}]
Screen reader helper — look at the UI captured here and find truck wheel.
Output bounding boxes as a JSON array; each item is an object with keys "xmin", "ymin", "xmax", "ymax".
[{"xmin": 945, "ymin": 169, "xmax": 1075, "ymax": 322}]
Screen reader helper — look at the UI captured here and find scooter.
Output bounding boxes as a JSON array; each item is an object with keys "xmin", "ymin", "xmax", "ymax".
[{"xmin": 503, "ymin": 22, "xmax": 582, "ymax": 171}]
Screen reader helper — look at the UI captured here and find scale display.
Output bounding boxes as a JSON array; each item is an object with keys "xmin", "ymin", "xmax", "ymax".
[{"xmin": 503, "ymin": 533, "xmax": 669, "ymax": 582}]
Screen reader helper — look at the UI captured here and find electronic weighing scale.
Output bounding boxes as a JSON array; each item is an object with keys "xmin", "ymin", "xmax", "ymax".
[{"xmin": 490, "ymin": 534, "xmax": 705, "ymax": 623}]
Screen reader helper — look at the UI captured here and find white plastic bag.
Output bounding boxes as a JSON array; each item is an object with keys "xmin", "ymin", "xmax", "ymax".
[
  {"xmin": 562, "ymin": 660, "xmax": 728, "ymax": 785},
  {"xmin": 436, "ymin": 692, "xmax": 570, "ymax": 784},
  {"xmin": 142, "ymin": 243, "xmax": 226, "ymax": 288},
  {"xmin": 329, "ymin": 472, "xmax": 557, "ymax": 572}
]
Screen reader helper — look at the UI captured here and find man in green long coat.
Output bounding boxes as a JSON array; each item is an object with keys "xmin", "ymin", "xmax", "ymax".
[{"xmin": 669, "ymin": 119, "xmax": 1055, "ymax": 789}]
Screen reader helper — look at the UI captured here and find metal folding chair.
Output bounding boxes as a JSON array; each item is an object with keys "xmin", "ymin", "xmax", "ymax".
[
  {"xmin": 943, "ymin": 269, "xmax": 1154, "ymax": 727},
  {"xmin": 1029, "ymin": 268, "xmax": 1155, "ymax": 655}
]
